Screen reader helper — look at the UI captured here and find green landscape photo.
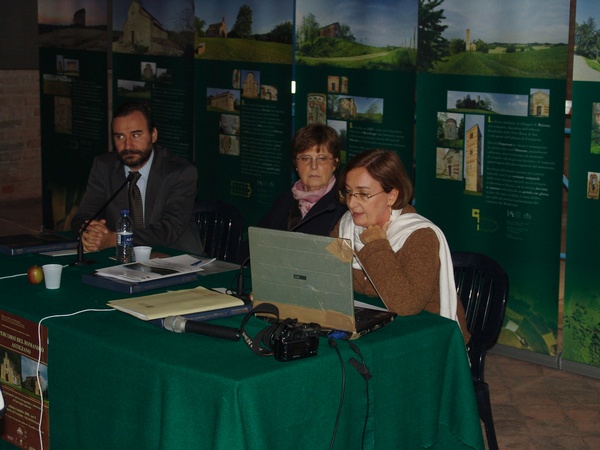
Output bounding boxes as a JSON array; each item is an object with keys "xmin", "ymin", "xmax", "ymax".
[
  {"xmin": 295, "ymin": 0, "xmax": 417, "ymax": 71},
  {"xmin": 418, "ymin": 0, "xmax": 570, "ymax": 79}
]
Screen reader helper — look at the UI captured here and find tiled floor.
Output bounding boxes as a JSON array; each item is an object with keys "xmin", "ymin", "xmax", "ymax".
[
  {"xmin": 2, "ymin": 199, "xmax": 600, "ymax": 449},
  {"xmin": 486, "ymin": 353, "xmax": 600, "ymax": 449}
]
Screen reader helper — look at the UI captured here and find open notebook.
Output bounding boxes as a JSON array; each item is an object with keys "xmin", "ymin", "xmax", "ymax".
[{"xmin": 248, "ymin": 227, "xmax": 396, "ymax": 339}]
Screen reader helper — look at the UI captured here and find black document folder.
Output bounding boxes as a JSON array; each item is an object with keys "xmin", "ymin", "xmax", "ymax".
[{"xmin": 0, "ymin": 233, "xmax": 77, "ymax": 256}]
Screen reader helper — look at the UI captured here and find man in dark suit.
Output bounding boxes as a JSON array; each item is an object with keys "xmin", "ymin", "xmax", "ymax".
[{"xmin": 71, "ymin": 102, "xmax": 203, "ymax": 255}]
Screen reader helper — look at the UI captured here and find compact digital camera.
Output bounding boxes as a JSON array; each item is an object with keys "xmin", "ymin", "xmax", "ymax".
[{"xmin": 271, "ymin": 321, "xmax": 321, "ymax": 362}]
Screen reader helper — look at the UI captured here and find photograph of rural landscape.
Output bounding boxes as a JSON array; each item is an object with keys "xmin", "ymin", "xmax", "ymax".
[
  {"xmin": 573, "ymin": 0, "xmax": 600, "ymax": 82},
  {"xmin": 295, "ymin": 0, "xmax": 417, "ymax": 71},
  {"xmin": 418, "ymin": 0, "xmax": 570, "ymax": 78},
  {"xmin": 193, "ymin": 0, "xmax": 293, "ymax": 63},
  {"xmin": 38, "ymin": 0, "xmax": 107, "ymax": 50}
]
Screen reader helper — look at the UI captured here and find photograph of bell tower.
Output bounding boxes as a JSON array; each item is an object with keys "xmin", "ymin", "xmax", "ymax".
[{"xmin": 465, "ymin": 123, "xmax": 482, "ymax": 193}]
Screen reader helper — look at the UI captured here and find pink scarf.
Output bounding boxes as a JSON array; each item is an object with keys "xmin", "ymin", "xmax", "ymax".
[{"xmin": 291, "ymin": 176, "xmax": 336, "ymax": 218}]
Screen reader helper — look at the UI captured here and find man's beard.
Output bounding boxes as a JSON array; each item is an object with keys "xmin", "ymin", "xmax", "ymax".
[{"xmin": 118, "ymin": 147, "xmax": 152, "ymax": 169}]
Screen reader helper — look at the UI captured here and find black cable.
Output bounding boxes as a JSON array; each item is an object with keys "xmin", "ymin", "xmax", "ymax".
[
  {"xmin": 328, "ymin": 337, "xmax": 346, "ymax": 450},
  {"xmin": 361, "ymin": 375, "xmax": 370, "ymax": 450},
  {"xmin": 348, "ymin": 341, "xmax": 372, "ymax": 450},
  {"xmin": 226, "ymin": 257, "xmax": 250, "ymax": 300}
]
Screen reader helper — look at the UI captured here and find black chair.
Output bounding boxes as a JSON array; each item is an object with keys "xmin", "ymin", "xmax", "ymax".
[
  {"xmin": 194, "ymin": 200, "xmax": 244, "ymax": 264},
  {"xmin": 452, "ymin": 251, "xmax": 509, "ymax": 450}
]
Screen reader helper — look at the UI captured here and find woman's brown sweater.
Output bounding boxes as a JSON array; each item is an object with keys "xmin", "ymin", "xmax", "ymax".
[{"xmin": 331, "ymin": 207, "xmax": 471, "ymax": 344}]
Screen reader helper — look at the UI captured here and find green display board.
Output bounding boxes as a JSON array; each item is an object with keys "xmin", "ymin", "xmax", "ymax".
[
  {"xmin": 294, "ymin": 0, "xmax": 417, "ymax": 172},
  {"xmin": 193, "ymin": 0, "xmax": 294, "ymax": 227},
  {"xmin": 36, "ymin": 0, "xmax": 584, "ymax": 367},
  {"xmin": 38, "ymin": 0, "xmax": 109, "ymax": 230},
  {"xmin": 563, "ymin": 0, "xmax": 600, "ymax": 369},
  {"xmin": 112, "ymin": 0, "xmax": 195, "ymax": 162},
  {"xmin": 414, "ymin": 0, "xmax": 570, "ymax": 357}
]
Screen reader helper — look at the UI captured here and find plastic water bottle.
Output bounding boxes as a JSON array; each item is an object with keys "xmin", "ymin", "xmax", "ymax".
[{"xmin": 116, "ymin": 209, "xmax": 134, "ymax": 263}]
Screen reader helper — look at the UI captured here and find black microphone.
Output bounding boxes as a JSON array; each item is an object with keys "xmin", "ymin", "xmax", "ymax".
[
  {"xmin": 163, "ymin": 315, "xmax": 241, "ymax": 341},
  {"xmin": 288, "ymin": 202, "xmax": 337, "ymax": 232},
  {"xmin": 71, "ymin": 172, "xmax": 136, "ymax": 266}
]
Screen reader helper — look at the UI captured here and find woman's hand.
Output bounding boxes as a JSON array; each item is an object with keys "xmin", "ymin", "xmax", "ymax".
[{"xmin": 359, "ymin": 221, "xmax": 390, "ymax": 244}]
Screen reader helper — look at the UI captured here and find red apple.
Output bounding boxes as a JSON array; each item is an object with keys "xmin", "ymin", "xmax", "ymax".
[{"xmin": 27, "ymin": 265, "xmax": 44, "ymax": 284}]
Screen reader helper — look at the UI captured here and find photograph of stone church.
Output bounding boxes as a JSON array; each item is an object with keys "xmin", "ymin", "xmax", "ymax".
[
  {"xmin": 436, "ymin": 148, "xmax": 464, "ymax": 181},
  {"xmin": 529, "ymin": 89, "xmax": 550, "ymax": 118},
  {"xmin": 113, "ymin": 0, "xmax": 194, "ymax": 56},
  {"xmin": 38, "ymin": 0, "xmax": 107, "ymax": 50}
]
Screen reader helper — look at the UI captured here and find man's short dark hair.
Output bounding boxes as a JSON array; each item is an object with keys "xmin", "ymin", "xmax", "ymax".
[{"xmin": 113, "ymin": 102, "xmax": 155, "ymax": 132}]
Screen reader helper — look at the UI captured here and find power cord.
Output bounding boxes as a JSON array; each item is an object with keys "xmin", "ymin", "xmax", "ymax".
[
  {"xmin": 0, "ymin": 264, "xmax": 70, "ymax": 281},
  {"xmin": 328, "ymin": 337, "xmax": 346, "ymax": 450},
  {"xmin": 36, "ymin": 308, "xmax": 115, "ymax": 450},
  {"xmin": 348, "ymin": 341, "xmax": 372, "ymax": 450},
  {"xmin": 328, "ymin": 338, "xmax": 373, "ymax": 450}
]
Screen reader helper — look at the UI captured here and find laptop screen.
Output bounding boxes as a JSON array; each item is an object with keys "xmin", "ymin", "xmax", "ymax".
[{"xmin": 248, "ymin": 226, "xmax": 356, "ymax": 319}]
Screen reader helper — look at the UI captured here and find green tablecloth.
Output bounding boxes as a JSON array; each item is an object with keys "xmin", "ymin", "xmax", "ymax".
[{"xmin": 0, "ymin": 250, "xmax": 484, "ymax": 450}]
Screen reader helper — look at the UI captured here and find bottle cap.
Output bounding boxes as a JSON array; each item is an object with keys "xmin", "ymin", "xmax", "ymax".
[{"xmin": 120, "ymin": 209, "xmax": 130, "ymax": 215}]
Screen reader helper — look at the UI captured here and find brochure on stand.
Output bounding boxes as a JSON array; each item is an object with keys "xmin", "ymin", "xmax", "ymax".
[
  {"xmin": 95, "ymin": 254, "xmax": 215, "ymax": 283},
  {"xmin": 108, "ymin": 286, "xmax": 245, "ymax": 321}
]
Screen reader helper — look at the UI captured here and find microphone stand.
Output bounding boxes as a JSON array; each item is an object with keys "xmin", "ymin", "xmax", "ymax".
[
  {"xmin": 71, "ymin": 172, "xmax": 135, "ymax": 266},
  {"xmin": 236, "ymin": 256, "xmax": 251, "ymax": 299}
]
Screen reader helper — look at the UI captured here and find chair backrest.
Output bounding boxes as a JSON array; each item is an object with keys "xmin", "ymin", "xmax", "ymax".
[
  {"xmin": 194, "ymin": 200, "xmax": 244, "ymax": 264},
  {"xmin": 452, "ymin": 251, "xmax": 508, "ymax": 380}
]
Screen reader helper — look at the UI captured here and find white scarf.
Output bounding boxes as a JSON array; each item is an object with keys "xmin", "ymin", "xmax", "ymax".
[{"xmin": 339, "ymin": 209, "xmax": 459, "ymax": 326}]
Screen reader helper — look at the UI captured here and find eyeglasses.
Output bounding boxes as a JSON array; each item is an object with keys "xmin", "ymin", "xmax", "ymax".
[
  {"xmin": 296, "ymin": 155, "xmax": 334, "ymax": 166},
  {"xmin": 339, "ymin": 190, "xmax": 385, "ymax": 202}
]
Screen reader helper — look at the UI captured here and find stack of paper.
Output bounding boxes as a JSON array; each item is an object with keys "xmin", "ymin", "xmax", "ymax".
[
  {"xmin": 107, "ymin": 286, "xmax": 246, "ymax": 321},
  {"xmin": 95, "ymin": 254, "xmax": 215, "ymax": 283}
]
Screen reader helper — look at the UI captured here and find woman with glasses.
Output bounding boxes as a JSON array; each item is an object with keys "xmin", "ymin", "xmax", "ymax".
[
  {"xmin": 258, "ymin": 124, "xmax": 346, "ymax": 235},
  {"xmin": 333, "ymin": 149, "xmax": 470, "ymax": 343}
]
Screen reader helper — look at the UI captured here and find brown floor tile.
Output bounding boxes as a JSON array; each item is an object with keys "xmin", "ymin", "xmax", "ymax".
[
  {"xmin": 565, "ymin": 407, "xmax": 600, "ymax": 424},
  {"xmin": 520, "ymin": 404, "xmax": 566, "ymax": 422},
  {"xmin": 493, "ymin": 417, "xmax": 529, "ymax": 435},
  {"xmin": 495, "ymin": 434, "xmax": 538, "ymax": 449},
  {"xmin": 493, "ymin": 359, "xmax": 545, "ymax": 379},
  {"xmin": 530, "ymin": 435, "xmax": 590, "ymax": 449},
  {"xmin": 583, "ymin": 436, "xmax": 600, "ymax": 448}
]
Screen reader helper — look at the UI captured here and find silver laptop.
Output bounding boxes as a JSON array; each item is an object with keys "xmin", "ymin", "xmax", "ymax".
[{"xmin": 248, "ymin": 227, "xmax": 396, "ymax": 338}]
